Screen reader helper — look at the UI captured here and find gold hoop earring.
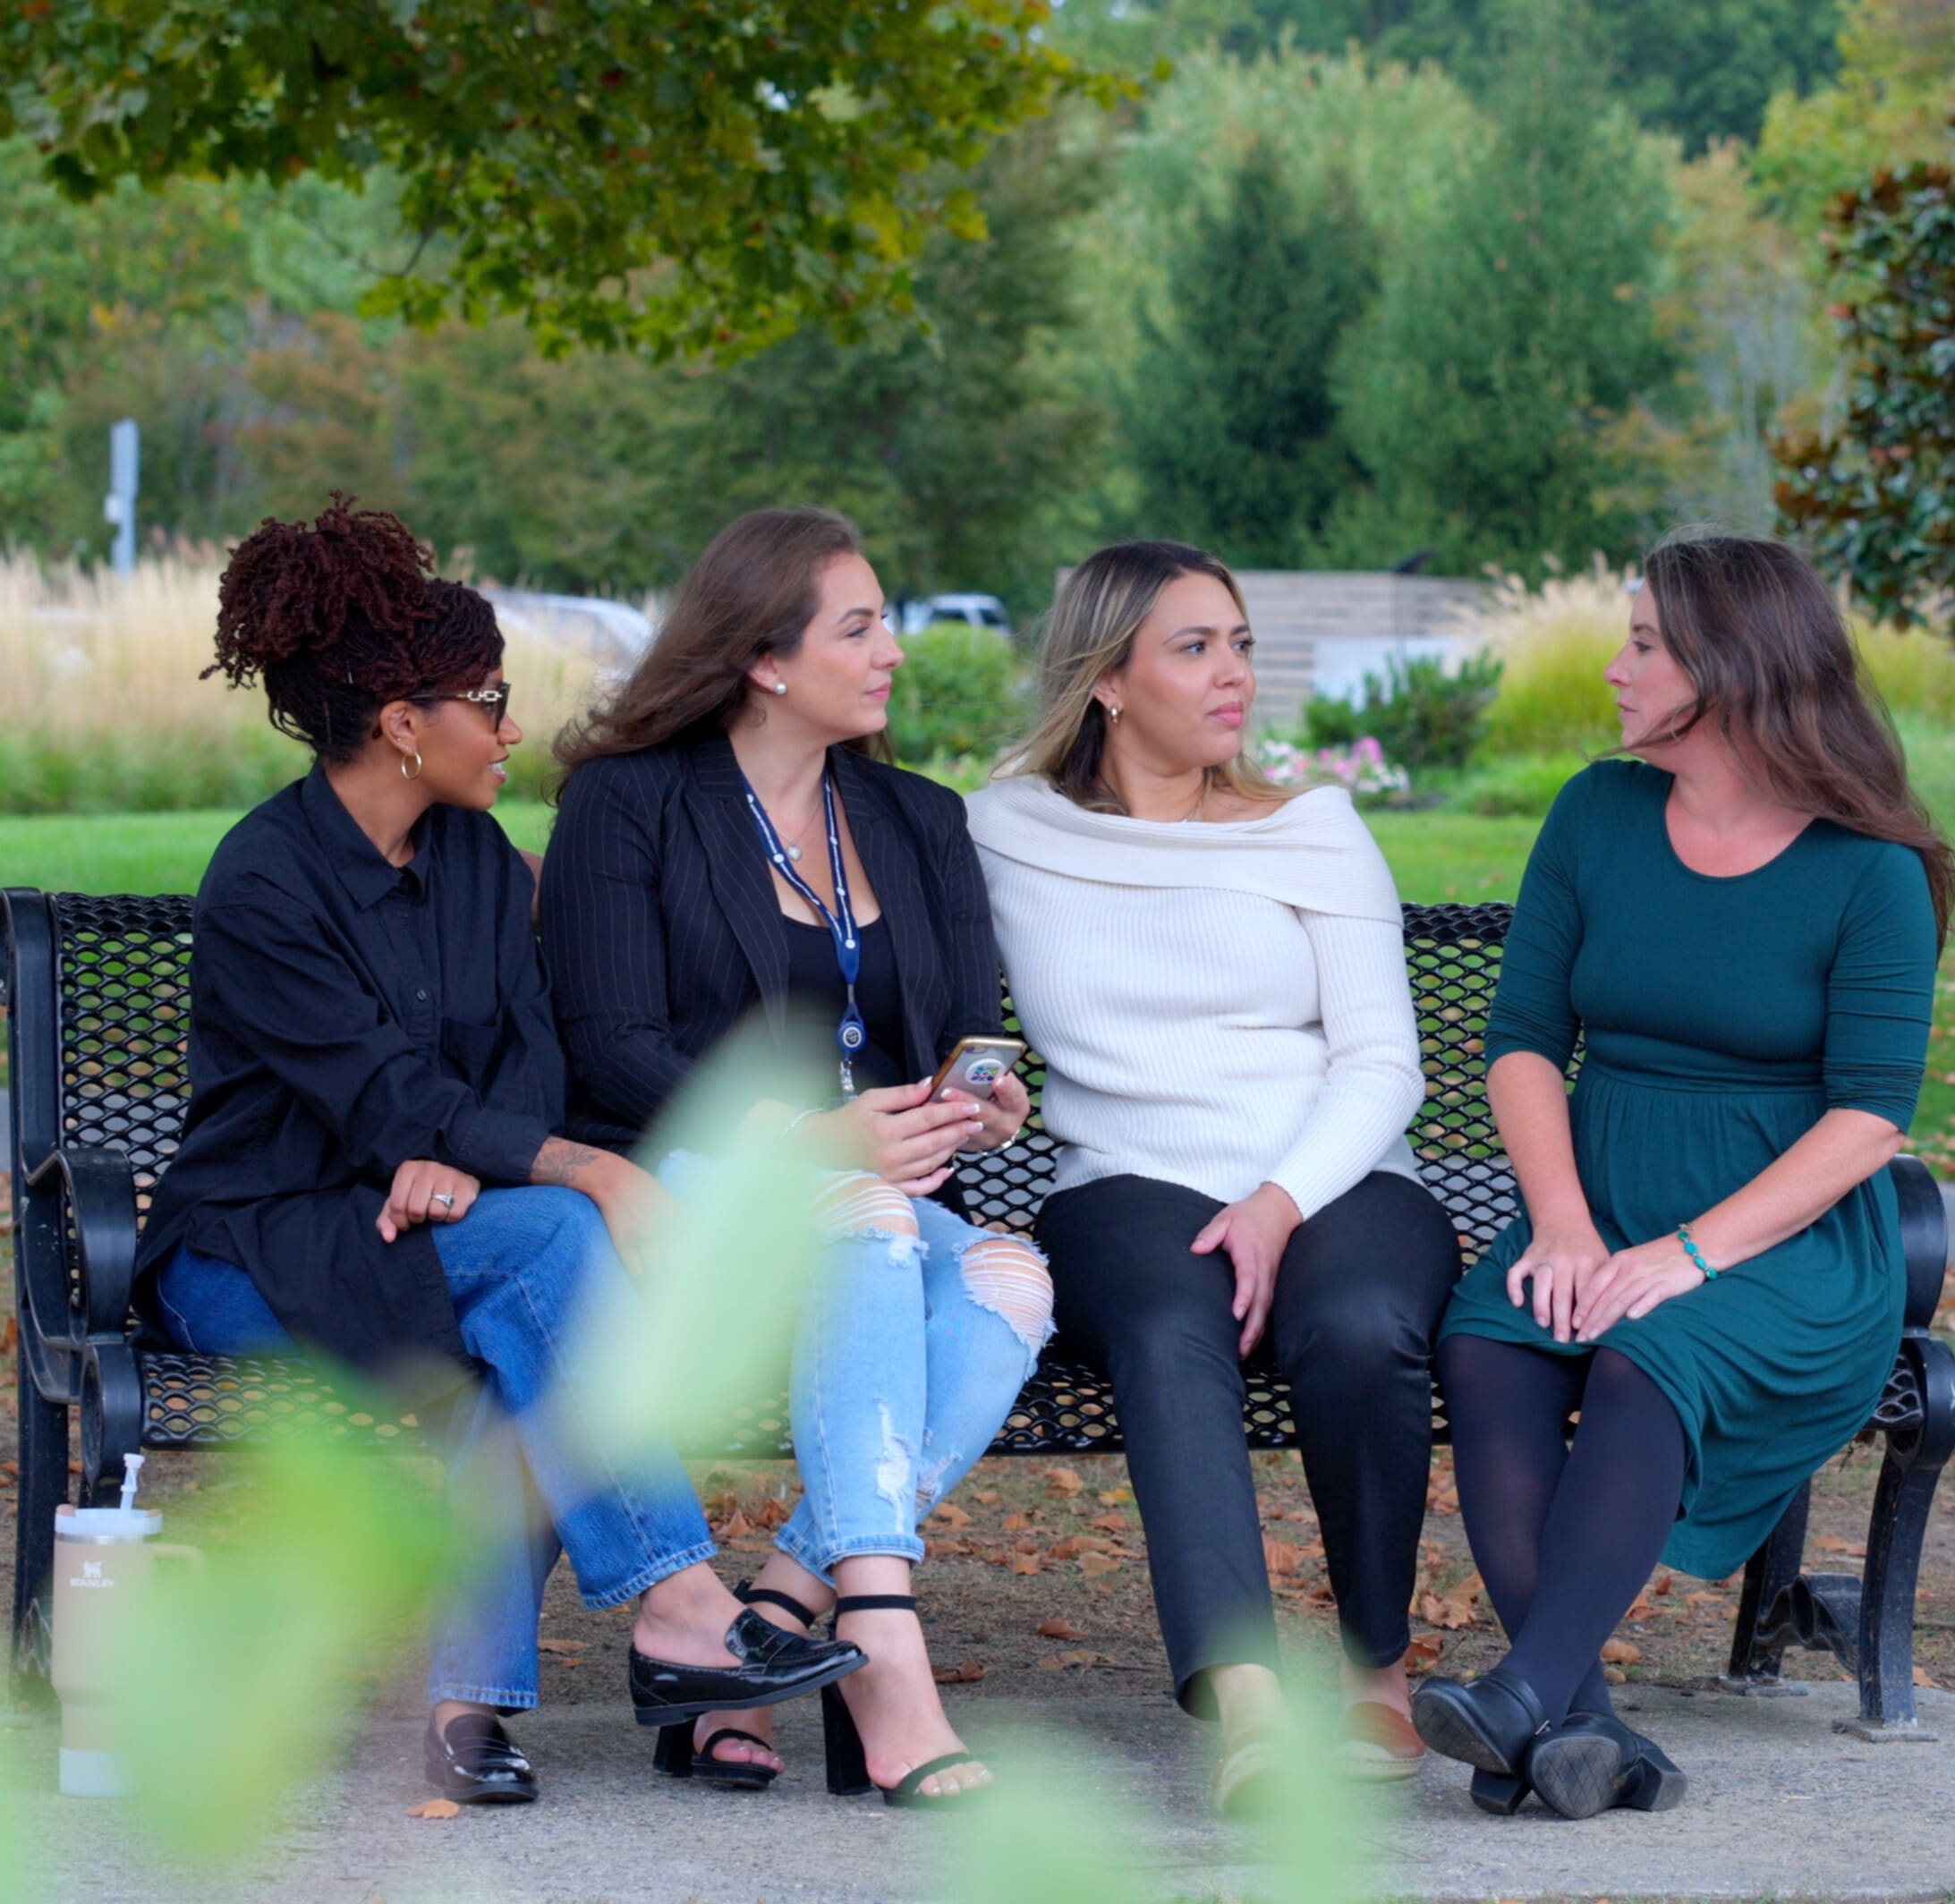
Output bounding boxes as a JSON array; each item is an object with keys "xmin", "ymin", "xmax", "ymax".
[{"xmin": 401, "ymin": 749, "xmax": 423, "ymax": 782}]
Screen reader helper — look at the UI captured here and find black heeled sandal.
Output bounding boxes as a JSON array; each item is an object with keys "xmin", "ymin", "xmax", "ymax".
[
  {"xmin": 652, "ymin": 1581, "xmax": 823, "ymax": 1791},
  {"xmin": 821, "ymin": 1594, "xmax": 992, "ymax": 1807}
]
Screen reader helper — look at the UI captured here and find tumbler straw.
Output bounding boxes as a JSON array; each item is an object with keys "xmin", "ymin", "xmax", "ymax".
[{"xmin": 117, "ymin": 1452, "xmax": 145, "ymax": 1515}]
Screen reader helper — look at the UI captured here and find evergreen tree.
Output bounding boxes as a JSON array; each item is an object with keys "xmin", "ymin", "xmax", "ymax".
[
  {"xmin": 1126, "ymin": 143, "xmax": 1376, "ymax": 566},
  {"xmin": 1333, "ymin": 1, "xmax": 1673, "ymax": 574}
]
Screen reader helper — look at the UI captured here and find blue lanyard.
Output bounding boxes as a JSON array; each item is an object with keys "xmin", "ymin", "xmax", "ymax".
[{"xmin": 741, "ymin": 770, "xmax": 868, "ymax": 1097}]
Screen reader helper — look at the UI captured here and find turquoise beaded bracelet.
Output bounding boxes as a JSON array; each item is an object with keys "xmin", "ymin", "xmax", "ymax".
[{"xmin": 1676, "ymin": 1223, "xmax": 1719, "ymax": 1280}]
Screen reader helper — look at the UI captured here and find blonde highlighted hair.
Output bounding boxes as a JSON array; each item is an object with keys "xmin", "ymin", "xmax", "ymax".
[{"xmin": 1000, "ymin": 539, "xmax": 1287, "ymax": 812}]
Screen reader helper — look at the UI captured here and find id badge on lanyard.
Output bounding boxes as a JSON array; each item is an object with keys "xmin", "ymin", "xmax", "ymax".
[{"xmin": 742, "ymin": 771, "xmax": 868, "ymax": 1098}]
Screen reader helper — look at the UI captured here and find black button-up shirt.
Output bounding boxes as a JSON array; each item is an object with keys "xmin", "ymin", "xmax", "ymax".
[{"xmin": 135, "ymin": 765, "xmax": 563, "ymax": 1373}]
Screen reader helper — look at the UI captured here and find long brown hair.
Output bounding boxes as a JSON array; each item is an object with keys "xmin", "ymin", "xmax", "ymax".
[
  {"xmin": 553, "ymin": 506, "xmax": 892, "ymax": 783},
  {"xmin": 1001, "ymin": 539, "xmax": 1286, "ymax": 812},
  {"xmin": 1639, "ymin": 530, "xmax": 1953, "ymax": 941}
]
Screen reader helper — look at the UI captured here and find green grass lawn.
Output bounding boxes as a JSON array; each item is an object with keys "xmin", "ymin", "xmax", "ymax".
[{"xmin": 0, "ymin": 803, "xmax": 1539, "ymax": 907}]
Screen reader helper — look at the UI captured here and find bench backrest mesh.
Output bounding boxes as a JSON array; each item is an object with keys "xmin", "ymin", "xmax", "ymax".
[{"xmin": 48, "ymin": 893, "xmax": 1532, "ymax": 1260}]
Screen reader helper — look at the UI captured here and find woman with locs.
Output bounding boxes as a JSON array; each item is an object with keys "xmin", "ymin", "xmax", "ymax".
[
  {"xmin": 136, "ymin": 497, "xmax": 863, "ymax": 1808},
  {"xmin": 541, "ymin": 507, "xmax": 1053, "ymax": 1807},
  {"xmin": 1413, "ymin": 531, "xmax": 1945, "ymax": 1819},
  {"xmin": 966, "ymin": 540, "xmax": 1463, "ymax": 1812}
]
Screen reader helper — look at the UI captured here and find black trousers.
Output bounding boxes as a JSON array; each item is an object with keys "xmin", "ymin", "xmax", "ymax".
[{"xmin": 1034, "ymin": 1170, "xmax": 1461, "ymax": 1713}]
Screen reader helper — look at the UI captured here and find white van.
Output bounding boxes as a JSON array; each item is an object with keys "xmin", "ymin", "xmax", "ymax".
[{"xmin": 900, "ymin": 593, "xmax": 1013, "ymax": 638}]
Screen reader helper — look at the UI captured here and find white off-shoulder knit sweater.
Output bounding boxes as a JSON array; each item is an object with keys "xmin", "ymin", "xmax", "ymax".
[{"xmin": 964, "ymin": 774, "xmax": 1427, "ymax": 1220}]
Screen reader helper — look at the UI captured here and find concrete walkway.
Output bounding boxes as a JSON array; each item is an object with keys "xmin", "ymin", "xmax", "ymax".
[{"xmin": 10, "ymin": 1682, "xmax": 1955, "ymax": 1902}]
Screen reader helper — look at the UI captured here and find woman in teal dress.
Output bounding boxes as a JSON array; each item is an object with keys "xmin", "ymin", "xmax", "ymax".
[{"xmin": 1412, "ymin": 532, "xmax": 1950, "ymax": 1821}]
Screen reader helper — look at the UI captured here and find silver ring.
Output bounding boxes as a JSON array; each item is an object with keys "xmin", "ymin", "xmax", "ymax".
[{"xmin": 434, "ymin": 1193, "xmax": 455, "ymax": 1209}]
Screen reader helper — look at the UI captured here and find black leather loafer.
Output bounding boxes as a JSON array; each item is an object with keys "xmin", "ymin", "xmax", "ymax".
[
  {"xmin": 424, "ymin": 1712, "xmax": 539, "ymax": 1805},
  {"xmin": 628, "ymin": 1608, "xmax": 865, "ymax": 1726},
  {"xmin": 1527, "ymin": 1712, "xmax": 1687, "ymax": 1819},
  {"xmin": 1411, "ymin": 1668, "xmax": 1550, "ymax": 1776}
]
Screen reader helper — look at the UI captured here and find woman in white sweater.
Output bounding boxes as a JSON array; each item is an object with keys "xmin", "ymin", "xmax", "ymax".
[{"xmin": 966, "ymin": 541, "xmax": 1459, "ymax": 1809}]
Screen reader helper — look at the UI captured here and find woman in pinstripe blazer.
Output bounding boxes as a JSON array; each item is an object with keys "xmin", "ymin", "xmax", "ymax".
[{"xmin": 540, "ymin": 508, "xmax": 1052, "ymax": 1807}]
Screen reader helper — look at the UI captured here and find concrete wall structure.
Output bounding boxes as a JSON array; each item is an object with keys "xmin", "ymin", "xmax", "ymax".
[{"xmin": 1231, "ymin": 571, "xmax": 1489, "ymax": 730}]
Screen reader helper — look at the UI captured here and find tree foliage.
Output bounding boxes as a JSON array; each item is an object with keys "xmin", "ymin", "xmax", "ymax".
[
  {"xmin": 1773, "ymin": 153, "xmax": 1955, "ymax": 630},
  {"xmin": 1128, "ymin": 142, "xmax": 1374, "ymax": 565},
  {"xmin": 1331, "ymin": 2, "xmax": 1673, "ymax": 573},
  {"xmin": 1, "ymin": 1, "xmax": 1127, "ymax": 358},
  {"xmin": 1754, "ymin": 0, "xmax": 1955, "ymax": 231},
  {"xmin": 1055, "ymin": 0, "xmax": 1840, "ymax": 150}
]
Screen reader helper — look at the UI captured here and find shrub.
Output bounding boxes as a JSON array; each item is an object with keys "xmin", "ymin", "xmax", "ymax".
[
  {"xmin": 1470, "ymin": 564, "xmax": 1628, "ymax": 757},
  {"xmin": 1445, "ymin": 751, "xmax": 1590, "ymax": 818},
  {"xmin": 888, "ymin": 623, "xmax": 1032, "ymax": 767}
]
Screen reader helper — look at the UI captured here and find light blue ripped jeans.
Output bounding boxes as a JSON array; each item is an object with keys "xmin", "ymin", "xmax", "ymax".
[{"xmin": 658, "ymin": 1152, "xmax": 1054, "ymax": 1576}]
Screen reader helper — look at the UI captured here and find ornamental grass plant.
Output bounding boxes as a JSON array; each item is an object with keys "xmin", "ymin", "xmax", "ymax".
[{"xmin": 0, "ymin": 553, "xmax": 608, "ymax": 813}]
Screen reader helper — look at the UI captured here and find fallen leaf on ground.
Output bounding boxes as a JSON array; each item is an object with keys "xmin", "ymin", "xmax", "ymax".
[
  {"xmin": 1037, "ymin": 1618, "xmax": 1084, "ymax": 1641},
  {"xmin": 1078, "ymin": 1552, "xmax": 1124, "ymax": 1578},
  {"xmin": 1404, "ymin": 1636, "xmax": 1444, "ymax": 1675},
  {"xmin": 933, "ymin": 1658, "xmax": 986, "ymax": 1684},
  {"xmin": 1603, "ymin": 1667, "xmax": 1627, "ymax": 1686},
  {"xmin": 1815, "ymin": 1535, "xmax": 1868, "ymax": 1558},
  {"xmin": 1601, "ymin": 1639, "xmax": 1641, "ymax": 1665},
  {"xmin": 716, "ymin": 1507, "xmax": 752, "ymax": 1541},
  {"xmin": 1051, "ymin": 1534, "xmax": 1112, "ymax": 1559},
  {"xmin": 406, "ymin": 1799, "xmax": 461, "ymax": 1821},
  {"xmin": 1097, "ymin": 1487, "xmax": 1135, "ymax": 1506},
  {"xmin": 538, "ymin": 1638, "xmax": 584, "ymax": 1657},
  {"xmin": 1263, "ymin": 1536, "xmax": 1303, "ymax": 1576},
  {"xmin": 1653, "ymin": 1572, "xmax": 1674, "ymax": 1596},
  {"xmin": 972, "ymin": 1490, "xmax": 1001, "ymax": 1506},
  {"xmin": 1002, "ymin": 1511, "xmax": 1031, "ymax": 1533},
  {"xmin": 1624, "ymin": 1594, "xmax": 1655, "ymax": 1621},
  {"xmin": 931, "ymin": 1501, "xmax": 974, "ymax": 1530},
  {"xmin": 0, "ymin": 1317, "xmax": 15, "ymax": 1356},
  {"xmin": 1685, "ymin": 1591, "xmax": 1728, "ymax": 1611},
  {"xmin": 1419, "ymin": 1594, "xmax": 1477, "ymax": 1631},
  {"xmin": 1045, "ymin": 1466, "xmax": 1084, "ymax": 1498},
  {"xmin": 1011, "ymin": 1551, "xmax": 1042, "ymax": 1576},
  {"xmin": 1092, "ymin": 1512, "xmax": 1129, "ymax": 1533},
  {"xmin": 1915, "ymin": 1666, "xmax": 1941, "ymax": 1688}
]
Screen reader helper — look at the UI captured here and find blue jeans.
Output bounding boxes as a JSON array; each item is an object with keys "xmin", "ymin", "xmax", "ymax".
[
  {"xmin": 156, "ymin": 1187, "xmax": 716, "ymax": 1710},
  {"xmin": 658, "ymin": 1152, "xmax": 1053, "ymax": 1577}
]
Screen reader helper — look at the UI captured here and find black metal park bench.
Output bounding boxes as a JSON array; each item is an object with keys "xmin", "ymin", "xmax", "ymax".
[{"xmin": 8, "ymin": 888, "xmax": 1953, "ymax": 1738}]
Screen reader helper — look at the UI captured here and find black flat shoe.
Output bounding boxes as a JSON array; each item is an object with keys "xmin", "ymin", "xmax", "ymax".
[
  {"xmin": 628, "ymin": 1606, "xmax": 863, "ymax": 1728},
  {"xmin": 821, "ymin": 1594, "xmax": 992, "ymax": 1807},
  {"xmin": 1411, "ymin": 1669, "xmax": 1549, "ymax": 1777},
  {"xmin": 651, "ymin": 1580, "xmax": 826, "ymax": 1789},
  {"xmin": 424, "ymin": 1712, "xmax": 539, "ymax": 1805},
  {"xmin": 1526, "ymin": 1713, "xmax": 1687, "ymax": 1820}
]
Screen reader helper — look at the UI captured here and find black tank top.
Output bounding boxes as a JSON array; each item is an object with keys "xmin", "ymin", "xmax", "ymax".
[{"xmin": 780, "ymin": 914, "xmax": 907, "ymax": 1095}]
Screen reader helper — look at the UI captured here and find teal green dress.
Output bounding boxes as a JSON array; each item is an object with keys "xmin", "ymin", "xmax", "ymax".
[{"xmin": 1440, "ymin": 761, "xmax": 1938, "ymax": 1579}]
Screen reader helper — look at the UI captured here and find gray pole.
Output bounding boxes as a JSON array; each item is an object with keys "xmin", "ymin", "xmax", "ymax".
[{"xmin": 104, "ymin": 417, "xmax": 140, "ymax": 574}]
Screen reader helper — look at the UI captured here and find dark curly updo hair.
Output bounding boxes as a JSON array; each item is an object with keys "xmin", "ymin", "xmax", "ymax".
[{"xmin": 205, "ymin": 492, "xmax": 502, "ymax": 762}]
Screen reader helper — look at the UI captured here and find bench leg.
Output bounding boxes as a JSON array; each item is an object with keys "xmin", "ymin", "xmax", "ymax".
[
  {"xmin": 1720, "ymin": 1478, "xmax": 1812, "ymax": 1695},
  {"xmin": 10, "ymin": 1361, "xmax": 68, "ymax": 1704},
  {"xmin": 1837, "ymin": 1335, "xmax": 1955, "ymax": 1743}
]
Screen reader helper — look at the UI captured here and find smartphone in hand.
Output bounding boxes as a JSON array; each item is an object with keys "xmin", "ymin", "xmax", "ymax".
[{"xmin": 927, "ymin": 1035, "xmax": 1028, "ymax": 1101}]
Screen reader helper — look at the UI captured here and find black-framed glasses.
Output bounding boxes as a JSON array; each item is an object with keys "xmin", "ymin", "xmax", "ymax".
[{"xmin": 411, "ymin": 682, "xmax": 514, "ymax": 727}]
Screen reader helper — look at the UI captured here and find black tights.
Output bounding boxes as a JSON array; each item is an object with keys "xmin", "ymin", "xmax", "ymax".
[{"xmin": 1436, "ymin": 1333, "xmax": 1687, "ymax": 1724}]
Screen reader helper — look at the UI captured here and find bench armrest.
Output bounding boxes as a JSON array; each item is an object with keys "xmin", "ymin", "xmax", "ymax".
[
  {"xmin": 1890, "ymin": 1154, "xmax": 1946, "ymax": 1332},
  {"xmin": 21, "ymin": 1143, "xmax": 140, "ymax": 1342}
]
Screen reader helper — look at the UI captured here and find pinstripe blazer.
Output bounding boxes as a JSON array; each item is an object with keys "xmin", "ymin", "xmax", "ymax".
[{"xmin": 539, "ymin": 731, "xmax": 1007, "ymax": 1152}]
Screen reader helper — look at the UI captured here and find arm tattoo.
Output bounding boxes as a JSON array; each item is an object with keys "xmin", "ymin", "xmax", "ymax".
[{"xmin": 532, "ymin": 1137, "xmax": 603, "ymax": 1187}]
